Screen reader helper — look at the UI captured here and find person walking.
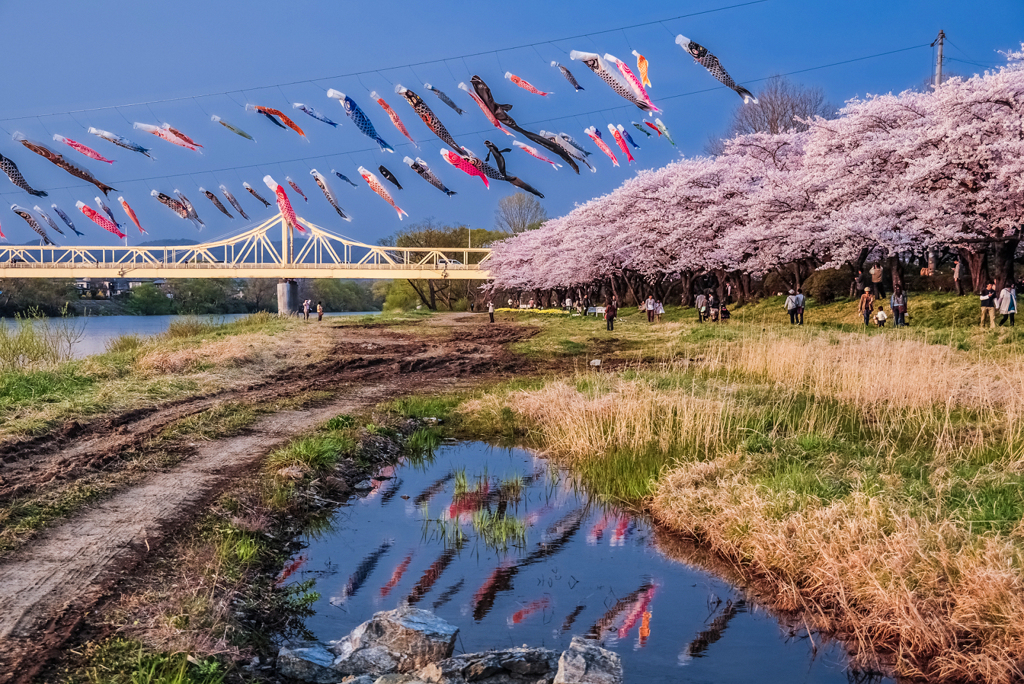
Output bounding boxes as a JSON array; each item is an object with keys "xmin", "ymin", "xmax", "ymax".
[
  {"xmin": 858, "ymin": 287, "xmax": 875, "ymax": 327},
  {"xmin": 316, "ymin": 301, "xmax": 324, "ymax": 322},
  {"xmin": 695, "ymin": 291, "xmax": 707, "ymax": 323},
  {"xmin": 785, "ymin": 289, "xmax": 799, "ymax": 325},
  {"xmin": 869, "ymin": 263, "xmax": 886, "ymax": 298},
  {"xmin": 707, "ymin": 293, "xmax": 719, "ymax": 322},
  {"xmin": 794, "ymin": 288, "xmax": 806, "ymax": 325},
  {"xmin": 488, "ymin": 300, "xmax": 495, "ymax": 324},
  {"xmin": 890, "ymin": 287, "xmax": 908, "ymax": 328},
  {"xmin": 997, "ymin": 283, "xmax": 1017, "ymax": 327},
  {"xmin": 953, "ymin": 259, "xmax": 965, "ymax": 296},
  {"xmin": 605, "ymin": 300, "xmax": 617, "ymax": 331},
  {"xmin": 980, "ymin": 282, "xmax": 997, "ymax": 328},
  {"xmin": 655, "ymin": 299, "xmax": 664, "ymax": 323},
  {"xmin": 645, "ymin": 295, "xmax": 656, "ymax": 323},
  {"xmin": 302, "ymin": 299, "xmax": 311, "ymax": 321},
  {"xmin": 875, "ymin": 305, "xmax": 887, "ymax": 327}
]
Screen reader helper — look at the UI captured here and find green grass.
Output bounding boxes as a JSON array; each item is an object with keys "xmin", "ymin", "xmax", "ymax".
[
  {"xmin": 0, "ymin": 365, "xmax": 95, "ymax": 413},
  {"xmin": 105, "ymin": 333, "xmax": 145, "ymax": 354},
  {"xmin": 390, "ymin": 394, "xmax": 462, "ymax": 420},
  {"xmin": 63, "ymin": 638, "xmax": 226, "ymax": 684},
  {"xmin": 158, "ymin": 402, "xmax": 261, "ymax": 442},
  {"xmin": 265, "ymin": 434, "xmax": 355, "ymax": 473},
  {"xmin": 406, "ymin": 426, "xmax": 443, "ymax": 463},
  {"xmin": 324, "ymin": 414, "xmax": 356, "ymax": 430}
]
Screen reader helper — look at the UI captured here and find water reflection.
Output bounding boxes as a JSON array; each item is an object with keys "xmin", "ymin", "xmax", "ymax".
[
  {"xmin": 331, "ymin": 540, "xmax": 393, "ymax": 606},
  {"xmin": 288, "ymin": 442, "xmax": 892, "ymax": 684}
]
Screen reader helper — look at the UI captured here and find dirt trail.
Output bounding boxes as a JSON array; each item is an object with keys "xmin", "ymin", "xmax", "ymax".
[{"xmin": 0, "ymin": 317, "xmax": 532, "ymax": 682}]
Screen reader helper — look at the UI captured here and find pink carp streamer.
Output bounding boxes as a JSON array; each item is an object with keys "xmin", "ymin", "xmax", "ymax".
[
  {"xmin": 53, "ymin": 134, "xmax": 114, "ymax": 163},
  {"xmin": 505, "ymin": 72, "xmax": 550, "ymax": 96},
  {"xmin": 585, "ymin": 127, "xmax": 619, "ymax": 167},
  {"xmin": 440, "ymin": 150, "xmax": 489, "ymax": 189},
  {"xmin": 370, "ymin": 91, "xmax": 418, "ymax": 148},
  {"xmin": 76, "ymin": 201, "xmax": 125, "ymax": 238},
  {"xmin": 264, "ymin": 175, "xmax": 306, "ymax": 232},
  {"xmin": 133, "ymin": 122, "xmax": 198, "ymax": 151},
  {"xmin": 512, "ymin": 141, "xmax": 561, "ymax": 169},
  {"xmin": 606, "ymin": 54, "xmax": 658, "ymax": 112},
  {"xmin": 607, "ymin": 124, "xmax": 635, "ymax": 162},
  {"xmin": 118, "ymin": 196, "xmax": 146, "ymax": 234},
  {"xmin": 358, "ymin": 166, "xmax": 408, "ymax": 220}
]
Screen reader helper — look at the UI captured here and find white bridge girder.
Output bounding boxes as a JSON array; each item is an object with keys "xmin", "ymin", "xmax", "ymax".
[{"xmin": 0, "ymin": 213, "xmax": 492, "ymax": 280}]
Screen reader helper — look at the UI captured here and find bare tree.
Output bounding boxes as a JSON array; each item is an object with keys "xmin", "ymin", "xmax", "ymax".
[
  {"xmin": 705, "ymin": 76, "xmax": 835, "ymax": 155},
  {"xmin": 494, "ymin": 193, "xmax": 547, "ymax": 234}
]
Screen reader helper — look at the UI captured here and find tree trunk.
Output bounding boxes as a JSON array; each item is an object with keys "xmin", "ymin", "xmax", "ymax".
[
  {"xmin": 962, "ymin": 250, "xmax": 988, "ymax": 294},
  {"xmin": 888, "ymin": 255, "xmax": 904, "ymax": 290},
  {"xmin": 407, "ymin": 279, "xmax": 436, "ymax": 310},
  {"xmin": 993, "ymin": 238, "xmax": 1019, "ymax": 291},
  {"xmin": 679, "ymin": 272, "xmax": 694, "ymax": 307}
]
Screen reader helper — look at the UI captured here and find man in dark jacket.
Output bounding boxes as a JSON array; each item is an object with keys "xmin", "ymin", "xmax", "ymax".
[
  {"xmin": 605, "ymin": 301, "xmax": 617, "ymax": 331},
  {"xmin": 980, "ymin": 282, "xmax": 997, "ymax": 328}
]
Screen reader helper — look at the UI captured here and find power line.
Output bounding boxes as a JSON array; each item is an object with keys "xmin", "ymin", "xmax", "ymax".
[
  {"xmin": 0, "ymin": 0, "xmax": 769, "ymax": 123},
  {"xmin": 0, "ymin": 42, "xmax": 934, "ymax": 199}
]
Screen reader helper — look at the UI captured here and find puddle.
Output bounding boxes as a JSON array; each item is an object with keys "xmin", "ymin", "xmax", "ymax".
[{"xmin": 285, "ymin": 441, "xmax": 890, "ymax": 683}]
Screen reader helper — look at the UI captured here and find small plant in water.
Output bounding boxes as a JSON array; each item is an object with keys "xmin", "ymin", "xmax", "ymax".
[
  {"xmin": 499, "ymin": 475, "xmax": 524, "ymax": 503},
  {"xmin": 471, "ymin": 510, "xmax": 527, "ymax": 551}
]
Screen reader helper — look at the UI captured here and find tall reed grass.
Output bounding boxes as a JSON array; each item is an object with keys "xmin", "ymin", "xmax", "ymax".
[
  {"xmin": 0, "ymin": 309, "xmax": 82, "ymax": 370},
  {"xmin": 462, "ymin": 329, "xmax": 1024, "ymax": 681}
]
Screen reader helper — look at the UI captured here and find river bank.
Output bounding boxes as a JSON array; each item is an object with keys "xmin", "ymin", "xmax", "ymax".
[
  {"xmin": 457, "ymin": 296, "xmax": 1024, "ymax": 683},
  {"xmin": 2, "ymin": 296, "xmax": 1019, "ymax": 683}
]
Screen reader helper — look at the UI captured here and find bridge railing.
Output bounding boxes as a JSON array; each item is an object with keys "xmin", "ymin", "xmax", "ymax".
[{"xmin": 0, "ymin": 213, "xmax": 494, "ymax": 278}]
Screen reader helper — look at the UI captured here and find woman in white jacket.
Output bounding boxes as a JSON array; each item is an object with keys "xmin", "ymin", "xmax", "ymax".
[{"xmin": 996, "ymin": 284, "xmax": 1017, "ymax": 327}]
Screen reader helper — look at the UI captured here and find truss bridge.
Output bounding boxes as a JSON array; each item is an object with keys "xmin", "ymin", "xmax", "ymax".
[{"xmin": 0, "ymin": 213, "xmax": 492, "ymax": 280}]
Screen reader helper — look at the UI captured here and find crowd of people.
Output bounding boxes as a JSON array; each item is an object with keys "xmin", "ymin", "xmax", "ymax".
[{"xmin": 486, "ymin": 274, "xmax": 1019, "ymax": 331}]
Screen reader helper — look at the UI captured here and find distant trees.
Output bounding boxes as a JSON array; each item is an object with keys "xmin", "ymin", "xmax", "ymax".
[
  {"xmin": 299, "ymin": 280, "xmax": 382, "ymax": 312},
  {"xmin": 706, "ymin": 76, "xmax": 834, "ymax": 155},
  {"xmin": 0, "ymin": 278, "xmax": 77, "ymax": 317},
  {"xmin": 123, "ymin": 284, "xmax": 174, "ymax": 315},
  {"xmin": 494, "ymin": 193, "xmax": 548, "ymax": 234},
  {"xmin": 379, "ymin": 220, "xmax": 507, "ymax": 310}
]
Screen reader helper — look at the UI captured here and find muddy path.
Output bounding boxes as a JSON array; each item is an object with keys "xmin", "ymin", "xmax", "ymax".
[
  {"xmin": 0, "ymin": 319, "xmax": 528, "ymax": 507},
  {"xmin": 0, "ymin": 316, "xmax": 533, "ymax": 683}
]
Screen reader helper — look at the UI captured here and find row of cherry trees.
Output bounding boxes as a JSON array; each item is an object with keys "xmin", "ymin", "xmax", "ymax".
[{"xmin": 486, "ymin": 49, "xmax": 1024, "ymax": 304}]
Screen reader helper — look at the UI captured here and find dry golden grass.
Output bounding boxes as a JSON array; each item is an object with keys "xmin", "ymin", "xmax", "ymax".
[
  {"xmin": 464, "ymin": 328, "xmax": 1024, "ymax": 681},
  {"xmin": 137, "ymin": 334, "xmax": 261, "ymax": 374}
]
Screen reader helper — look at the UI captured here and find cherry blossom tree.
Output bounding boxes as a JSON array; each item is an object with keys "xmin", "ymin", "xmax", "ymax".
[{"xmin": 488, "ymin": 51, "xmax": 1024, "ymax": 300}]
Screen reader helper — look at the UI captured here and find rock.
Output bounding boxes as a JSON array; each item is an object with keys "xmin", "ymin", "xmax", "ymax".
[
  {"xmin": 374, "ymin": 675, "xmax": 429, "ymax": 684},
  {"xmin": 353, "ymin": 479, "xmax": 375, "ymax": 491},
  {"xmin": 417, "ymin": 647, "xmax": 559, "ymax": 684},
  {"xmin": 332, "ymin": 643, "xmax": 398, "ymax": 676},
  {"xmin": 278, "ymin": 641, "xmax": 345, "ymax": 684},
  {"xmin": 331, "ymin": 606, "xmax": 458, "ymax": 674},
  {"xmin": 343, "ymin": 677, "xmax": 377, "ymax": 684},
  {"xmin": 553, "ymin": 638, "xmax": 622, "ymax": 684}
]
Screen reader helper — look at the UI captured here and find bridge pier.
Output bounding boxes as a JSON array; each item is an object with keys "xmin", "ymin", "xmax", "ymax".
[{"xmin": 277, "ymin": 278, "xmax": 298, "ymax": 316}]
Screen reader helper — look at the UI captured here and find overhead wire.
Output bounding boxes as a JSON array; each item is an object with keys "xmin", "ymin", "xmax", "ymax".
[
  {"xmin": 0, "ymin": 0, "xmax": 769, "ymax": 123},
  {"xmin": 0, "ymin": 42, "xmax": 936, "ymax": 199}
]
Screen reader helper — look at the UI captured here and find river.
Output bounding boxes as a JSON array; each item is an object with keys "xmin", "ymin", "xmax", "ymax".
[
  {"xmin": 283, "ymin": 441, "xmax": 889, "ymax": 684},
  {"xmin": 20, "ymin": 312, "xmax": 379, "ymax": 359}
]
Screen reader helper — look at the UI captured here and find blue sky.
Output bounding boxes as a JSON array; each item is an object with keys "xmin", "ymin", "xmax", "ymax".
[{"xmin": 0, "ymin": 0, "xmax": 1021, "ymax": 247}]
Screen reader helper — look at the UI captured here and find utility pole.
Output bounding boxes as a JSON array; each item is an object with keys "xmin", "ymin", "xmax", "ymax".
[
  {"xmin": 933, "ymin": 29, "xmax": 945, "ymax": 88},
  {"xmin": 927, "ymin": 29, "xmax": 945, "ymax": 276}
]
